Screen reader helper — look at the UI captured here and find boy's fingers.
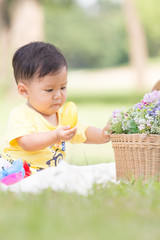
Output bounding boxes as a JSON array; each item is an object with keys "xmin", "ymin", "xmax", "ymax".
[
  {"xmin": 103, "ymin": 125, "xmax": 109, "ymax": 133},
  {"xmin": 69, "ymin": 127, "xmax": 77, "ymax": 137},
  {"xmin": 69, "ymin": 126, "xmax": 77, "ymax": 133},
  {"xmin": 62, "ymin": 125, "xmax": 71, "ymax": 130},
  {"xmin": 103, "ymin": 125, "xmax": 112, "ymax": 135},
  {"xmin": 62, "ymin": 126, "xmax": 77, "ymax": 131}
]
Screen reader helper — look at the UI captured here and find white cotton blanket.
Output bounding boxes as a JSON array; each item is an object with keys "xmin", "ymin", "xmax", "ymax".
[{"xmin": 0, "ymin": 161, "xmax": 116, "ymax": 196}]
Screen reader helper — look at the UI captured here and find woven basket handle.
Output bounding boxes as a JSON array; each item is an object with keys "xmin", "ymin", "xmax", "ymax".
[{"xmin": 151, "ymin": 80, "xmax": 160, "ymax": 91}]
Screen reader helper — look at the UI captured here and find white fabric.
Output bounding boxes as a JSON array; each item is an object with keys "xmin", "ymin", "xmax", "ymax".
[{"xmin": 0, "ymin": 161, "xmax": 116, "ymax": 196}]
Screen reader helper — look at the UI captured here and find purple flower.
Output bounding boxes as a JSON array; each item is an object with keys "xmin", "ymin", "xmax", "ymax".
[
  {"xmin": 112, "ymin": 109, "xmax": 122, "ymax": 118},
  {"xmin": 143, "ymin": 90, "xmax": 160, "ymax": 103},
  {"xmin": 135, "ymin": 102, "xmax": 143, "ymax": 109},
  {"xmin": 111, "ymin": 90, "xmax": 160, "ymax": 134}
]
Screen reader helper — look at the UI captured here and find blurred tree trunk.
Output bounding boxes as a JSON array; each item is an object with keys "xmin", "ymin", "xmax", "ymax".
[
  {"xmin": 0, "ymin": 0, "xmax": 11, "ymax": 83},
  {"xmin": 123, "ymin": 0, "xmax": 148, "ymax": 89},
  {"xmin": 0, "ymin": 0, "xmax": 44, "ymax": 93},
  {"xmin": 11, "ymin": 0, "xmax": 44, "ymax": 51}
]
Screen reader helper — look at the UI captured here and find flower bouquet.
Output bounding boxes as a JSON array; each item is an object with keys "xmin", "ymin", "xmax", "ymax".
[{"xmin": 110, "ymin": 90, "xmax": 160, "ymax": 181}]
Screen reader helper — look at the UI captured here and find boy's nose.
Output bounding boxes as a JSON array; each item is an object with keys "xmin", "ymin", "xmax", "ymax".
[{"xmin": 54, "ymin": 90, "xmax": 61, "ymax": 99}]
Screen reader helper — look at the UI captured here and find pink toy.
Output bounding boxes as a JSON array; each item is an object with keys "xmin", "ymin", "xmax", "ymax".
[
  {"xmin": 1, "ymin": 172, "xmax": 23, "ymax": 185},
  {"xmin": 0, "ymin": 159, "xmax": 25, "ymax": 185}
]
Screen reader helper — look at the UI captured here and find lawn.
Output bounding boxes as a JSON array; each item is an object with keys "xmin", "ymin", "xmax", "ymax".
[{"xmin": 1, "ymin": 181, "xmax": 160, "ymax": 240}]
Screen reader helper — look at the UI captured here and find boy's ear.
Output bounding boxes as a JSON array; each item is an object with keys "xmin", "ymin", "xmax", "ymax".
[{"xmin": 17, "ymin": 82, "xmax": 28, "ymax": 98}]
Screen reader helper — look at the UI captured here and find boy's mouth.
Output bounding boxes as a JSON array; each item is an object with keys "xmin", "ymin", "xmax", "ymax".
[{"xmin": 53, "ymin": 102, "xmax": 61, "ymax": 107}]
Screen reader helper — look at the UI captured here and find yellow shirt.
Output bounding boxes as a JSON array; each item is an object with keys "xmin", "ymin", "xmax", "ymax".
[{"xmin": 3, "ymin": 103, "xmax": 88, "ymax": 170}]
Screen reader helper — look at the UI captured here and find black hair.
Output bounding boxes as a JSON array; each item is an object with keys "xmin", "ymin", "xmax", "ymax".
[{"xmin": 12, "ymin": 41, "xmax": 68, "ymax": 83}]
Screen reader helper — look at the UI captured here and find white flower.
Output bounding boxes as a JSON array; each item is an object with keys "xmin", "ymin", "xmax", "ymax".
[
  {"xmin": 139, "ymin": 119, "xmax": 146, "ymax": 124},
  {"xmin": 138, "ymin": 124, "xmax": 145, "ymax": 130},
  {"xmin": 155, "ymin": 110, "xmax": 160, "ymax": 115},
  {"xmin": 146, "ymin": 121, "xmax": 151, "ymax": 127}
]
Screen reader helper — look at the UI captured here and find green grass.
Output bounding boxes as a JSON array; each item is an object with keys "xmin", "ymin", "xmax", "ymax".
[
  {"xmin": 67, "ymin": 90, "xmax": 145, "ymax": 105},
  {"xmin": 1, "ymin": 181, "xmax": 160, "ymax": 240}
]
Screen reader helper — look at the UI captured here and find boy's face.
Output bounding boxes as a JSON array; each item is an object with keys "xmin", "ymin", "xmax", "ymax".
[{"xmin": 19, "ymin": 66, "xmax": 68, "ymax": 116}]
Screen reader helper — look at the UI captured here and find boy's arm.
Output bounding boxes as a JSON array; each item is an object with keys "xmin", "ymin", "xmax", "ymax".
[
  {"xmin": 17, "ymin": 126, "xmax": 77, "ymax": 151},
  {"xmin": 84, "ymin": 125, "xmax": 111, "ymax": 144}
]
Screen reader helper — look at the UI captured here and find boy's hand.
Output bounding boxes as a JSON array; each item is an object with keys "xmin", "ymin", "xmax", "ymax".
[
  {"xmin": 55, "ymin": 126, "xmax": 77, "ymax": 142},
  {"xmin": 102, "ymin": 125, "xmax": 111, "ymax": 143},
  {"xmin": 105, "ymin": 116, "xmax": 112, "ymax": 134},
  {"xmin": 102, "ymin": 116, "xmax": 113, "ymax": 142},
  {"xmin": 17, "ymin": 126, "xmax": 77, "ymax": 151}
]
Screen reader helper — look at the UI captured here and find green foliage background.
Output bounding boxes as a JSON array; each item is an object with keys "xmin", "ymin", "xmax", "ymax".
[
  {"xmin": 44, "ymin": 1, "xmax": 128, "ymax": 69},
  {"xmin": 135, "ymin": 0, "xmax": 160, "ymax": 57},
  {"xmin": 43, "ymin": 0, "xmax": 160, "ymax": 70}
]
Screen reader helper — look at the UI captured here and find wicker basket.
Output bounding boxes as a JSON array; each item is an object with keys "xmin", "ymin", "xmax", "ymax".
[{"xmin": 111, "ymin": 134, "xmax": 160, "ymax": 181}]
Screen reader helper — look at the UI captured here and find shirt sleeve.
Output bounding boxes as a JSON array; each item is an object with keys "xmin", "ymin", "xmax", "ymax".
[
  {"xmin": 69, "ymin": 121, "xmax": 88, "ymax": 144},
  {"xmin": 5, "ymin": 107, "xmax": 37, "ymax": 146}
]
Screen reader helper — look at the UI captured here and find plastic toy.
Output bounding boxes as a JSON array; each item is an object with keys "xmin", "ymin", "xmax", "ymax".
[
  {"xmin": 1, "ymin": 172, "xmax": 24, "ymax": 185},
  {"xmin": 61, "ymin": 102, "xmax": 78, "ymax": 128},
  {"xmin": 0, "ymin": 159, "xmax": 25, "ymax": 185},
  {"xmin": 23, "ymin": 161, "xmax": 31, "ymax": 178},
  {"xmin": 0, "ymin": 157, "xmax": 11, "ymax": 171}
]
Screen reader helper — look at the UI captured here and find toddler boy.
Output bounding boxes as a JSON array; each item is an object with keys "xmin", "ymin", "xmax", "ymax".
[{"xmin": 3, "ymin": 42, "xmax": 110, "ymax": 172}]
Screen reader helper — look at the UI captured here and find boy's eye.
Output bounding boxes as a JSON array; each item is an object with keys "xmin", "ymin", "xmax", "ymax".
[
  {"xmin": 45, "ymin": 89, "xmax": 53, "ymax": 92},
  {"xmin": 61, "ymin": 87, "xmax": 66, "ymax": 90}
]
